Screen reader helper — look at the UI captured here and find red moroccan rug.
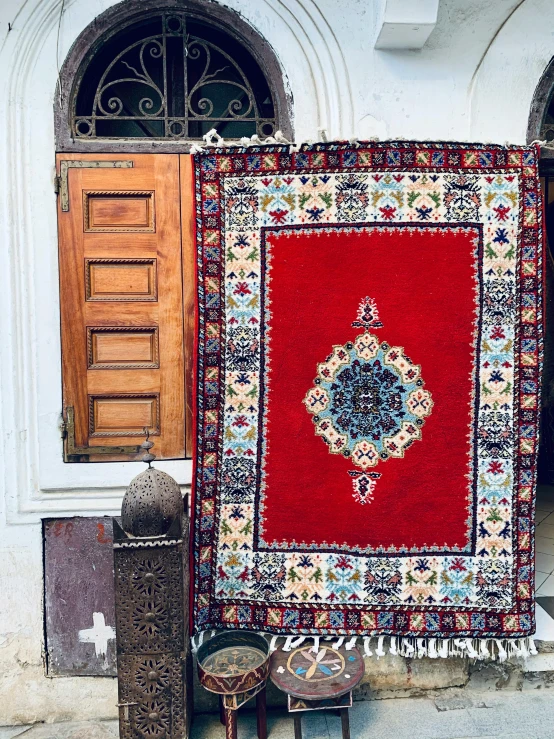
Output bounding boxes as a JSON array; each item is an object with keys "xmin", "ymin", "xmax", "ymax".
[{"xmin": 191, "ymin": 141, "xmax": 543, "ymax": 658}]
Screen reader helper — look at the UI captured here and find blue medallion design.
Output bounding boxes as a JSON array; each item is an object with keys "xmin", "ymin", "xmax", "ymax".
[
  {"xmin": 303, "ymin": 297, "xmax": 433, "ymax": 503},
  {"xmin": 319, "ymin": 348, "xmax": 423, "ymax": 459}
]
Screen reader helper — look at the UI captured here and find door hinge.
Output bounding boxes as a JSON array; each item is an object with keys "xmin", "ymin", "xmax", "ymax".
[
  {"xmin": 63, "ymin": 406, "xmax": 141, "ymax": 461},
  {"xmin": 55, "ymin": 160, "xmax": 133, "ymax": 212}
]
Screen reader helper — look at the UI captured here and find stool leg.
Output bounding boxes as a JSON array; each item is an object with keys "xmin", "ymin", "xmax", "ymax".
[
  {"xmin": 340, "ymin": 708, "xmax": 350, "ymax": 739},
  {"xmin": 225, "ymin": 708, "xmax": 237, "ymax": 739},
  {"xmin": 293, "ymin": 712, "xmax": 302, "ymax": 739},
  {"xmin": 219, "ymin": 696, "xmax": 226, "ymax": 725},
  {"xmin": 256, "ymin": 686, "xmax": 267, "ymax": 739}
]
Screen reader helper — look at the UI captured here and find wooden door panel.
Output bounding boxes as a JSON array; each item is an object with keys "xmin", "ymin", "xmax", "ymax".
[
  {"xmin": 88, "ymin": 327, "xmax": 159, "ymax": 369},
  {"xmin": 180, "ymin": 155, "xmax": 196, "ymax": 458},
  {"xmin": 83, "ymin": 192, "xmax": 155, "ymax": 231},
  {"xmin": 90, "ymin": 395, "xmax": 160, "ymax": 436},
  {"xmin": 57, "ymin": 153, "xmax": 185, "ymax": 461},
  {"xmin": 85, "ymin": 258, "xmax": 158, "ymax": 301}
]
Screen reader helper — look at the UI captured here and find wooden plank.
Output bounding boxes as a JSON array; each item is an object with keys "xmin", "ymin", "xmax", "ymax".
[{"xmin": 180, "ymin": 154, "xmax": 196, "ymax": 459}]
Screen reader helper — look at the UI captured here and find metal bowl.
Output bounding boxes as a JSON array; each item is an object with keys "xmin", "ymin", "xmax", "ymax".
[{"xmin": 197, "ymin": 631, "xmax": 270, "ymax": 695}]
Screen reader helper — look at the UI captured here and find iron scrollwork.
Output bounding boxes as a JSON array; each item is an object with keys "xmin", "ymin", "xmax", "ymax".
[{"xmin": 74, "ymin": 13, "xmax": 276, "ymax": 141}]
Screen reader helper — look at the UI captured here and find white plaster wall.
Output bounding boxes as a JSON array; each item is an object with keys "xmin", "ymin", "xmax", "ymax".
[{"xmin": 1, "ymin": 0, "xmax": 554, "ymax": 725}]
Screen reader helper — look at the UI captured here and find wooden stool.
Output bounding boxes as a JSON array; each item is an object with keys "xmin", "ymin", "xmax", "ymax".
[
  {"xmin": 197, "ymin": 631, "xmax": 270, "ymax": 739},
  {"xmin": 269, "ymin": 643, "xmax": 365, "ymax": 739},
  {"xmin": 217, "ymin": 683, "xmax": 267, "ymax": 739}
]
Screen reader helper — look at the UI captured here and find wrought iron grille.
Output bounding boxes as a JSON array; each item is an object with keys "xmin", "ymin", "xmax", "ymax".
[{"xmin": 73, "ymin": 12, "xmax": 277, "ymax": 140}]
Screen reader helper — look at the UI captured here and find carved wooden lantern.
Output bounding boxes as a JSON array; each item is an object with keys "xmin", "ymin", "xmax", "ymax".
[{"xmin": 113, "ymin": 434, "xmax": 192, "ymax": 738}]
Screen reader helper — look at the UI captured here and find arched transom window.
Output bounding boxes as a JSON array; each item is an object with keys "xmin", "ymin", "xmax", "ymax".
[{"xmin": 65, "ymin": 8, "xmax": 287, "ymax": 144}]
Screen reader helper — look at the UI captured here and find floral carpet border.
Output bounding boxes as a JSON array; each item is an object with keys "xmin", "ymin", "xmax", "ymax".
[{"xmin": 191, "ymin": 141, "xmax": 544, "ymax": 639}]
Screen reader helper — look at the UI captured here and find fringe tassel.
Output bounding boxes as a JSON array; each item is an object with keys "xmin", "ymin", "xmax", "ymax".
[
  {"xmin": 190, "ymin": 127, "xmax": 292, "ymax": 154},
  {"xmin": 282, "ymin": 636, "xmax": 292, "ymax": 652},
  {"xmin": 495, "ymin": 639, "xmax": 507, "ymax": 663},
  {"xmin": 345, "ymin": 636, "xmax": 358, "ymax": 651},
  {"xmin": 189, "ymin": 132, "xmax": 547, "ymax": 156},
  {"xmin": 190, "ymin": 631, "xmax": 539, "ymax": 663},
  {"xmin": 290, "ymin": 636, "xmax": 306, "ymax": 649}
]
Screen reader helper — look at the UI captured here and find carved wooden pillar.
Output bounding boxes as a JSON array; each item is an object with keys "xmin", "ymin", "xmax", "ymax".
[{"xmin": 113, "ymin": 461, "xmax": 192, "ymax": 738}]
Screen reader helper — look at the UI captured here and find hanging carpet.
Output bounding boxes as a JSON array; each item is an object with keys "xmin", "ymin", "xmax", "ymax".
[{"xmin": 191, "ymin": 141, "xmax": 543, "ymax": 654}]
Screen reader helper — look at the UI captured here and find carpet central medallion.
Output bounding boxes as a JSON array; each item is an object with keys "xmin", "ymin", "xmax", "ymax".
[{"xmin": 303, "ymin": 297, "xmax": 433, "ymax": 504}]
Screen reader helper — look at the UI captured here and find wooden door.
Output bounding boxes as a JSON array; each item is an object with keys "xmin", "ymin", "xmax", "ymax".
[{"xmin": 57, "ymin": 153, "xmax": 187, "ymax": 461}]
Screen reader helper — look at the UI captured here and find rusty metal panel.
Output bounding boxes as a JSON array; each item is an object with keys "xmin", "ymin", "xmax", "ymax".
[{"xmin": 44, "ymin": 517, "xmax": 117, "ymax": 676}]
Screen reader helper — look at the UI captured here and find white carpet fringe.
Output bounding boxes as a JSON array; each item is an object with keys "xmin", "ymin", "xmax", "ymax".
[
  {"xmin": 190, "ymin": 631, "xmax": 537, "ymax": 662},
  {"xmin": 189, "ymin": 129, "xmax": 544, "ymax": 155},
  {"xmin": 346, "ymin": 636, "xmax": 358, "ymax": 651}
]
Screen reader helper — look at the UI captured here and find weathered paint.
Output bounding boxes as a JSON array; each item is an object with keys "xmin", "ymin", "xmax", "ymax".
[
  {"xmin": 44, "ymin": 518, "xmax": 117, "ymax": 676},
  {"xmin": 78, "ymin": 613, "xmax": 116, "ymax": 663}
]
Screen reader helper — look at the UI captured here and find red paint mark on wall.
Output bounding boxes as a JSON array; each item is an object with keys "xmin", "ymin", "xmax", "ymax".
[
  {"xmin": 96, "ymin": 522, "xmax": 111, "ymax": 544},
  {"xmin": 52, "ymin": 521, "xmax": 74, "ymax": 541}
]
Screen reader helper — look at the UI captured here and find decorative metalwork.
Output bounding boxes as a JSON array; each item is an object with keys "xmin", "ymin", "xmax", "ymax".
[
  {"xmin": 120, "ymin": 460, "xmax": 183, "ymax": 538},
  {"xmin": 140, "ymin": 427, "xmax": 157, "ymax": 467},
  {"xmin": 73, "ymin": 13, "xmax": 277, "ymax": 141},
  {"xmin": 113, "ymin": 442, "xmax": 191, "ymax": 738},
  {"xmin": 62, "ymin": 405, "xmax": 141, "ymax": 461},
  {"xmin": 55, "ymin": 160, "xmax": 133, "ymax": 211}
]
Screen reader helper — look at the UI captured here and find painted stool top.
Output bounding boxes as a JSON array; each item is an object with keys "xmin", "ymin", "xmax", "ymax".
[{"xmin": 269, "ymin": 644, "xmax": 364, "ymax": 701}]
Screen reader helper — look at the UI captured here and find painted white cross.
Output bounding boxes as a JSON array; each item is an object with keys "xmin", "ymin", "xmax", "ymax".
[{"xmin": 78, "ymin": 612, "xmax": 116, "ymax": 660}]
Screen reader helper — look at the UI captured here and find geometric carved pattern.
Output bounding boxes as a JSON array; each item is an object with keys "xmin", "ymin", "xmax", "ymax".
[
  {"xmin": 89, "ymin": 394, "xmax": 161, "ymax": 437},
  {"xmin": 114, "ymin": 517, "xmax": 191, "ymax": 739},
  {"xmin": 87, "ymin": 327, "xmax": 160, "ymax": 370},
  {"xmin": 85, "ymin": 259, "xmax": 158, "ymax": 302},
  {"xmin": 83, "ymin": 191, "xmax": 155, "ymax": 232}
]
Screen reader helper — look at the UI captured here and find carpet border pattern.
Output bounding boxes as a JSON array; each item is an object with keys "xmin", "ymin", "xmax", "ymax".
[{"xmin": 191, "ymin": 141, "xmax": 543, "ymax": 639}]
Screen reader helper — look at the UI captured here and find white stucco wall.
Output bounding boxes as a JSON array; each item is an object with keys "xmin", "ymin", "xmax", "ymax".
[{"xmin": 1, "ymin": 0, "xmax": 554, "ymax": 725}]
